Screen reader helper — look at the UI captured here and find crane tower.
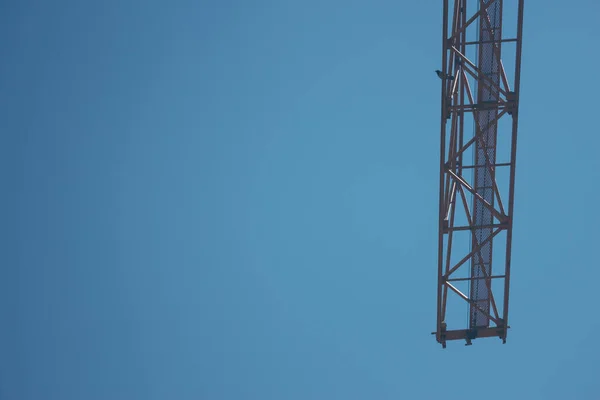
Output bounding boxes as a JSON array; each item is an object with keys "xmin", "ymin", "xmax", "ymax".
[{"xmin": 435, "ymin": 0, "xmax": 524, "ymax": 347}]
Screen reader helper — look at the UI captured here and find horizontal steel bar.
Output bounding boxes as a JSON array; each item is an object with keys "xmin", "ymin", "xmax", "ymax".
[
  {"xmin": 460, "ymin": 162, "xmax": 511, "ymax": 169},
  {"xmin": 447, "ymin": 275, "xmax": 506, "ymax": 282},
  {"xmin": 445, "ymin": 223, "xmax": 507, "ymax": 232},
  {"xmin": 434, "ymin": 326, "xmax": 508, "ymax": 342},
  {"xmin": 449, "ymin": 103, "xmax": 510, "ymax": 111},
  {"xmin": 464, "ymin": 38, "xmax": 518, "ymax": 45}
]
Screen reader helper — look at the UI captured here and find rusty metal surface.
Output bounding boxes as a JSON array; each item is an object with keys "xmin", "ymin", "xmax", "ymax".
[{"xmin": 435, "ymin": 0, "xmax": 524, "ymax": 347}]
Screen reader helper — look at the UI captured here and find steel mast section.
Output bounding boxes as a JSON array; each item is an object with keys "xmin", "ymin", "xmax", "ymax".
[{"xmin": 435, "ymin": 0, "xmax": 524, "ymax": 347}]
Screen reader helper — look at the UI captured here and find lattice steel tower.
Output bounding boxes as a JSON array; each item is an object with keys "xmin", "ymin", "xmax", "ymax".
[{"xmin": 435, "ymin": 0, "xmax": 524, "ymax": 347}]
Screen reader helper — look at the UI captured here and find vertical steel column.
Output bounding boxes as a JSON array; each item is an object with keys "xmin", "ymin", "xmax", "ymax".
[
  {"xmin": 501, "ymin": 0, "xmax": 525, "ymax": 343},
  {"xmin": 436, "ymin": 0, "xmax": 450, "ymax": 345},
  {"xmin": 470, "ymin": 0, "xmax": 502, "ymax": 330},
  {"xmin": 435, "ymin": 0, "xmax": 524, "ymax": 347}
]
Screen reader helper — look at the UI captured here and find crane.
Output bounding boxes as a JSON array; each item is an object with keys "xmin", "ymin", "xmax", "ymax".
[{"xmin": 434, "ymin": 0, "xmax": 525, "ymax": 347}]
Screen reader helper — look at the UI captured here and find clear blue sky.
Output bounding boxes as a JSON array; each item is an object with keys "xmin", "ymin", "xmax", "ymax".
[{"xmin": 2, "ymin": 1, "xmax": 600, "ymax": 399}]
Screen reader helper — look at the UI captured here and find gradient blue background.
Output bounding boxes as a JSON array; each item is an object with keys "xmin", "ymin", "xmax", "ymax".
[{"xmin": 3, "ymin": 1, "xmax": 600, "ymax": 399}]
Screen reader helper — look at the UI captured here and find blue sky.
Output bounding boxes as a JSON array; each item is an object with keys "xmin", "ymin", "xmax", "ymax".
[{"xmin": 2, "ymin": 1, "xmax": 600, "ymax": 399}]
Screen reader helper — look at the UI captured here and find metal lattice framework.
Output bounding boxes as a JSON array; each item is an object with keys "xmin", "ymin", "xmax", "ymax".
[{"xmin": 435, "ymin": 0, "xmax": 524, "ymax": 347}]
